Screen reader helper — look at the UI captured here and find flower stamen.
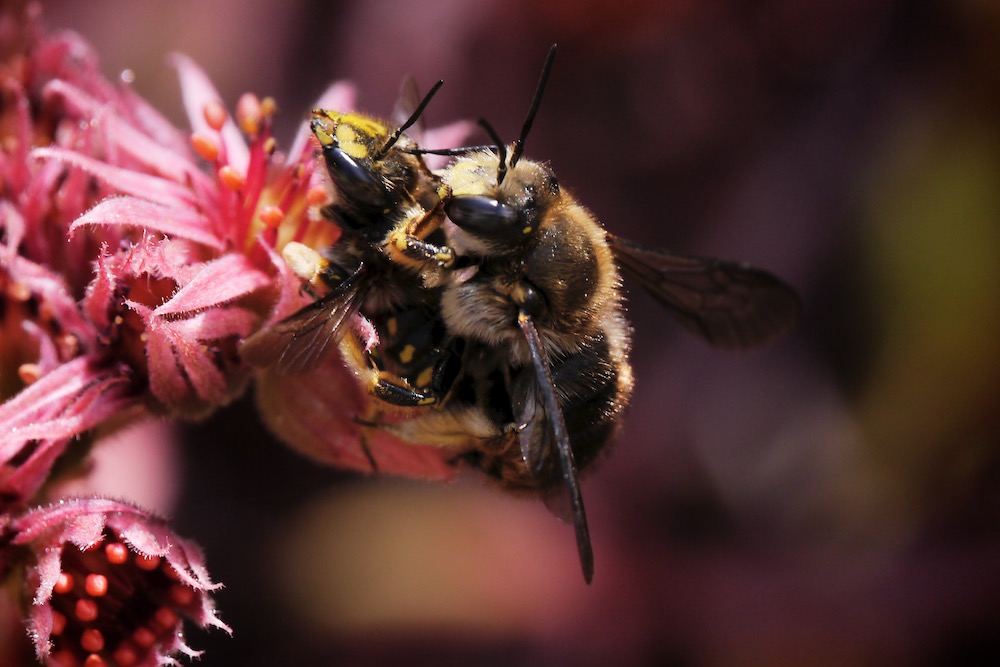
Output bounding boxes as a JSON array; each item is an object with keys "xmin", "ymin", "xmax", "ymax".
[
  {"xmin": 190, "ymin": 132, "xmax": 220, "ymax": 163},
  {"xmin": 218, "ymin": 165, "xmax": 245, "ymax": 191},
  {"xmin": 203, "ymin": 100, "xmax": 228, "ymax": 132},
  {"xmin": 259, "ymin": 204, "xmax": 284, "ymax": 228},
  {"xmin": 104, "ymin": 542, "xmax": 128, "ymax": 565},
  {"xmin": 236, "ymin": 93, "xmax": 262, "ymax": 137}
]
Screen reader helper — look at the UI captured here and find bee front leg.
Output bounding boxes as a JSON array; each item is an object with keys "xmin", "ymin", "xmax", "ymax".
[{"xmin": 383, "ymin": 201, "xmax": 457, "ymax": 287}]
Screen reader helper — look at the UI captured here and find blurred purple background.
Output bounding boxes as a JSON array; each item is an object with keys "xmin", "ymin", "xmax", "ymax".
[{"xmin": 41, "ymin": 1, "xmax": 1000, "ymax": 665}]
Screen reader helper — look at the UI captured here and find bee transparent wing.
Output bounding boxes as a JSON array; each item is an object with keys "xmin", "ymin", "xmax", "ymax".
[
  {"xmin": 241, "ymin": 269, "xmax": 369, "ymax": 375},
  {"xmin": 516, "ymin": 310, "xmax": 595, "ymax": 584},
  {"xmin": 607, "ymin": 234, "xmax": 800, "ymax": 349},
  {"xmin": 391, "ymin": 75, "xmax": 426, "ymax": 144},
  {"xmin": 513, "ymin": 383, "xmax": 545, "ymax": 473}
]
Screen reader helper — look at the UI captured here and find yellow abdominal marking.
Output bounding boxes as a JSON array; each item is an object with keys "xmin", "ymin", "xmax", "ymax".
[
  {"xmin": 386, "ymin": 317, "xmax": 398, "ymax": 336},
  {"xmin": 415, "ymin": 366, "xmax": 434, "ymax": 388},
  {"xmin": 398, "ymin": 344, "xmax": 416, "ymax": 364}
]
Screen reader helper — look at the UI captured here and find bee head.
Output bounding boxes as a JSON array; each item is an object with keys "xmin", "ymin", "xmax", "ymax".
[
  {"xmin": 310, "ymin": 110, "xmax": 399, "ymax": 214},
  {"xmin": 443, "ymin": 150, "xmax": 560, "ymax": 256}
]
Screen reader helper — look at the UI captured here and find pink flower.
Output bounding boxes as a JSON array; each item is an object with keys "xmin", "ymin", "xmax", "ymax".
[
  {"xmin": 0, "ymin": 7, "xmax": 466, "ymax": 512},
  {"xmin": 0, "ymin": 6, "xmax": 468, "ymax": 663},
  {"xmin": 5, "ymin": 497, "xmax": 228, "ymax": 667}
]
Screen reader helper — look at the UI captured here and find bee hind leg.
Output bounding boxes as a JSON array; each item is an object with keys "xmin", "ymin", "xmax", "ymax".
[{"xmin": 369, "ymin": 371, "xmax": 442, "ymax": 407}]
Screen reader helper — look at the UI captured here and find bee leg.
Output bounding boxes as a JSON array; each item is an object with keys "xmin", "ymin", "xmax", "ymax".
[
  {"xmin": 353, "ymin": 402, "xmax": 382, "ymax": 472},
  {"xmin": 388, "ymin": 233, "xmax": 455, "ymax": 269},
  {"xmin": 358, "ymin": 425, "xmax": 379, "ymax": 471},
  {"xmin": 384, "ymin": 200, "xmax": 456, "ymax": 282},
  {"xmin": 340, "ymin": 340, "xmax": 442, "ymax": 409},
  {"xmin": 369, "ymin": 342, "xmax": 461, "ymax": 408},
  {"xmin": 369, "ymin": 371, "xmax": 441, "ymax": 406}
]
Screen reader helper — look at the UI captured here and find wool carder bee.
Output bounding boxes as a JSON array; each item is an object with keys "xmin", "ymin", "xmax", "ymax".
[
  {"xmin": 246, "ymin": 47, "xmax": 800, "ymax": 584},
  {"xmin": 391, "ymin": 45, "xmax": 801, "ymax": 582},
  {"xmin": 242, "ymin": 81, "xmax": 462, "ymax": 414}
]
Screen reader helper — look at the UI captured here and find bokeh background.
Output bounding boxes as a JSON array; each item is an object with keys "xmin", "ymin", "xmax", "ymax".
[{"xmin": 35, "ymin": 0, "xmax": 1000, "ymax": 665}]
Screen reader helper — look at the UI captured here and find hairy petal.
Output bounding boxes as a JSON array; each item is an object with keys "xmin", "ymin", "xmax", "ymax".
[
  {"xmin": 33, "ymin": 147, "xmax": 198, "ymax": 209},
  {"xmin": 154, "ymin": 253, "xmax": 270, "ymax": 317},
  {"xmin": 170, "ymin": 53, "xmax": 249, "ymax": 175},
  {"xmin": 70, "ymin": 196, "xmax": 224, "ymax": 250}
]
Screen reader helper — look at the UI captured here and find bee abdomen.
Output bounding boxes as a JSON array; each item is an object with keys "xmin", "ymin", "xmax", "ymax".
[{"xmin": 478, "ymin": 324, "xmax": 633, "ymax": 490}]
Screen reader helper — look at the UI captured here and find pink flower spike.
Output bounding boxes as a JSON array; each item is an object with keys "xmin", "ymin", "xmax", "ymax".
[{"xmin": 10, "ymin": 497, "xmax": 229, "ymax": 667}]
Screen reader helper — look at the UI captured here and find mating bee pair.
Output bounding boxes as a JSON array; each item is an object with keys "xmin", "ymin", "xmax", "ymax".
[{"xmin": 242, "ymin": 46, "xmax": 800, "ymax": 583}]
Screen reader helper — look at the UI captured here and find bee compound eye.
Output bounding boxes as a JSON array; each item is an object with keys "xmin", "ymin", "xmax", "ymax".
[
  {"xmin": 445, "ymin": 195, "xmax": 529, "ymax": 243},
  {"xmin": 322, "ymin": 146, "xmax": 393, "ymax": 210}
]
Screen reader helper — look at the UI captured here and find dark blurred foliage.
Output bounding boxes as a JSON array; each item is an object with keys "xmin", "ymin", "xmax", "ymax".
[{"xmin": 37, "ymin": 1, "xmax": 1000, "ymax": 665}]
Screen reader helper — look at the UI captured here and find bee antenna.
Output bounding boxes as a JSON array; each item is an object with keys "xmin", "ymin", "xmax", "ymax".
[
  {"xmin": 477, "ymin": 118, "xmax": 508, "ymax": 185},
  {"xmin": 376, "ymin": 79, "xmax": 445, "ymax": 159},
  {"xmin": 510, "ymin": 44, "xmax": 557, "ymax": 168}
]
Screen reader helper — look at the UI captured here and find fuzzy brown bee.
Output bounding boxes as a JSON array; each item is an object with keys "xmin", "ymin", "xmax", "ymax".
[
  {"xmin": 245, "ymin": 47, "xmax": 800, "ymax": 584},
  {"xmin": 390, "ymin": 45, "xmax": 801, "ymax": 582}
]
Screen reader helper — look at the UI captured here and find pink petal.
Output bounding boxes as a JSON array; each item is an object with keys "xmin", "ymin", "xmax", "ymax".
[
  {"xmin": 255, "ymin": 357, "xmax": 455, "ymax": 480},
  {"xmin": 0, "ymin": 368, "xmax": 131, "ymax": 451},
  {"xmin": 0, "ymin": 439, "xmax": 70, "ymax": 511},
  {"xmin": 11, "ymin": 497, "xmax": 133, "ymax": 547},
  {"xmin": 0, "ymin": 203, "xmax": 25, "ymax": 264},
  {"xmin": 82, "ymin": 245, "xmax": 117, "ymax": 329},
  {"xmin": 255, "ymin": 238, "xmax": 312, "ymax": 327},
  {"xmin": 33, "ymin": 147, "xmax": 198, "ymax": 208},
  {"xmin": 70, "ymin": 196, "xmax": 225, "ymax": 250},
  {"xmin": 119, "ymin": 76, "xmax": 192, "ymax": 156},
  {"xmin": 145, "ymin": 333, "xmax": 196, "ymax": 407},
  {"xmin": 4, "ymin": 253, "xmax": 96, "ymax": 344},
  {"xmin": 170, "ymin": 306, "xmax": 259, "ymax": 341},
  {"xmin": 0, "ymin": 358, "xmax": 128, "ymax": 443},
  {"xmin": 170, "ymin": 333, "xmax": 229, "ymax": 403},
  {"xmin": 131, "ymin": 301, "xmax": 238, "ymax": 407},
  {"xmin": 43, "ymin": 80, "xmax": 213, "ymax": 191},
  {"xmin": 123, "ymin": 301, "xmax": 190, "ymax": 406},
  {"xmin": 155, "ymin": 253, "xmax": 270, "ymax": 316},
  {"xmin": 170, "ymin": 53, "xmax": 249, "ymax": 175}
]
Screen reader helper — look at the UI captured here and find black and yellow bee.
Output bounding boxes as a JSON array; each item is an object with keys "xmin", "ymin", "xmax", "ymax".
[{"xmin": 242, "ymin": 81, "xmax": 461, "ymax": 413}]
